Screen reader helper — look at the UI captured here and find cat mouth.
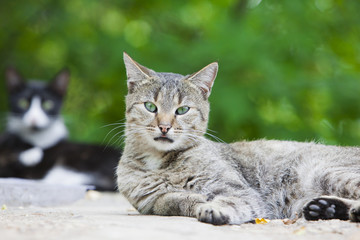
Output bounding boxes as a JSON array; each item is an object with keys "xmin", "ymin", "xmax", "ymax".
[
  {"xmin": 29, "ymin": 125, "xmax": 43, "ymax": 132},
  {"xmin": 154, "ymin": 136, "xmax": 174, "ymax": 143}
]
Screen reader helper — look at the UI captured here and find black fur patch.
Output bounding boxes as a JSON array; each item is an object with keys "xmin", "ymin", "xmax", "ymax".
[{"xmin": 303, "ymin": 197, "xmax": 349, "ymax": 221}]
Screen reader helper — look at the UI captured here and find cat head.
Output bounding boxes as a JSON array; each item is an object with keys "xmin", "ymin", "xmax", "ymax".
[
  {"xmin": 123, "ymin": 53, "xmax": 218, "ymax": 152},
  {"xmin": 5, "ymin": 67, "xmax": 70, "ymax": 133}
]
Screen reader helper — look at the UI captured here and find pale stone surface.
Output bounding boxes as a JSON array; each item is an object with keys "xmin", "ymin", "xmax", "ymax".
[{"xmin": 0, "ymin": 192, "xmax": 359, "ymax": 240}]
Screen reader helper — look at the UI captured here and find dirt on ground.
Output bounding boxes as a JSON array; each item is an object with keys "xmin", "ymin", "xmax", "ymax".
[{"xmin": 0, "ymin": 192, "xmax": 359, "ymax": 240}]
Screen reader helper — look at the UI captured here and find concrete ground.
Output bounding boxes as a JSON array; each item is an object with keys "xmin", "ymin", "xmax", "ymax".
[{"xmin": 0, "ymin": 192, "xmax": 359, "ymax": 240}]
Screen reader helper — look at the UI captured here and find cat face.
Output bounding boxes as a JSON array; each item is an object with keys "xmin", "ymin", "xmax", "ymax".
[
  {"xmin": 123, "ymin": 53, "xmax": 218, "ymax": 152},
  {"xmin": 5, "ymin": 68, "xmax": 69, "ymax": 132}
]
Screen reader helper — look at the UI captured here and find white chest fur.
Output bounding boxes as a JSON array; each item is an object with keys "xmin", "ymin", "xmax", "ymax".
[{"xmin": 142, "ymin": 152, "xmax": 164, "ymax": 170}]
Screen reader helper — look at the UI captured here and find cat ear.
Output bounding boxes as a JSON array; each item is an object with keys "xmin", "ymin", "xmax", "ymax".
[
  {"xmin": 186, "ymin": 62, "xmax": 218, "ymax": 98},
  {"xmin": 5, "ymin": 67, "xmax": 25, "ymax": 93},
  {"xmin": 49, "ymin": 68, "xmax": 70, "ymax": 97},
  {"xmin": 123, "ymin": 52, "xmax": 155, "ymax": 92}
]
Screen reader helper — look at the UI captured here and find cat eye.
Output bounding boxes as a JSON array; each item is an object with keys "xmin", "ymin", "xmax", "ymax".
[
  {"xmin": 42, "ymin": 100, "xmax": 54, "ymax": 111},
  {"xmin": 175, "ymin": 106, "xmax": 190, "ymax": 115},
  {"xmin": 144, "ymin": 102, "xmax": 157, "ymax": 113},
  {"xmin": 17, "ymin": 98, "xmax": 29, "ymax": 109}
]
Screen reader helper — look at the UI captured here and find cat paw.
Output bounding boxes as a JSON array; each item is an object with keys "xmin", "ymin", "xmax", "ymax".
[
  {"xmin": 196, "ymin": 203, "xmax": 230, "ymax": 225},
  {"xmin": 303, "ymin": 197, "xmax": 349, "ymax": 221},
  {"xmin": 349, "ymin": 205, "xmax": 360, "ymax": 222},
  {"xmin": 19, "ymin": 147, "xmax": 44, "ymax": 166}
]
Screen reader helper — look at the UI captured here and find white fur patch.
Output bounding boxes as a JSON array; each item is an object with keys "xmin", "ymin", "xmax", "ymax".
[
  {"xmin": 19, "ymin": 147, "xmax": 44, "ymax": 166},
  {"xmin": 7, "ymin": 116, "xmax": 68, "ymax": 149},
  {"xmin": 144, "ymin": 154, "xmax": 163, "ymax": 170},
  {"xmin": 42, "ymin": 166, "xmax": 93, "ymax": 186},
  {"xmin": 23, "ymin": 97, "xmax": 49, "ymax": 129}
]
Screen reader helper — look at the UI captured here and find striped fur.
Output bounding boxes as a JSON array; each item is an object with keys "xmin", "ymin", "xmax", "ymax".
[{"xmin": 117, "ymin": 53, "xmax": 360, "ymax": 225}]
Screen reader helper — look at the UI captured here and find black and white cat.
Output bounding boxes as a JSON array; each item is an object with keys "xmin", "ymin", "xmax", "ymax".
[{"xmin": 0, "ymin": 68, "xmax": 120, "ymax": 191}]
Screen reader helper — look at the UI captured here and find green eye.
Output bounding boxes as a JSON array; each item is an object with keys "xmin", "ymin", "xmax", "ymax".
[
  {"xmin": 175, "ymin": 106, "xmax": 190, "ymax": 115},
  {"xmin": 42, "ymin": 100, "xmax": 54, "ymax": 111},
  {"xmin": 18, "ymin": 98, "xmax": 29, "ymax": 109},
  {"xmin": 144, "ymin": 102, "xmax": 157, "ymax": 113}
]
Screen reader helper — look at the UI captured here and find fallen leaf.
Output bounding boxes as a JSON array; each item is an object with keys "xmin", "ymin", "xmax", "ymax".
[
  {"xmin": 282, "ymin": 213, "xmax": 299, "ymax": 225},
  {"xmin": 255, "ymin": 218, "xmax": 269, "ymax": 224},
  {"xmin": 1, "ymin": 204, "xmax": 7, "ymax": 210},
  {"xmin": 293, "ymin": 226, "xmax": 306, "ymax": 235}
]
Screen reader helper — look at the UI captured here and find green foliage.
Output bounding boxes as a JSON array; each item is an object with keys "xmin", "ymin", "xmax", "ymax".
[{"xmin": 1, "ymin": 0, "xmax": 360, "ymax": 146}]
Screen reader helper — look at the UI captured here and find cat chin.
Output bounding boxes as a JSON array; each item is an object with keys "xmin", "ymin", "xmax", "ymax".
[
  {"xmin": 150, "ymin": 138, "xmax": 194, "ymax": 152},
  {"xmin": 146, "ymin": 137, "xmax": 181, "ymax": 152},
  {"xmin": 151, "ymin": 141, "xmax": 177, "ymax": 152},
  {"xmin": 140, "ymin": 133, "xmax": 189, "ymax": 152}
]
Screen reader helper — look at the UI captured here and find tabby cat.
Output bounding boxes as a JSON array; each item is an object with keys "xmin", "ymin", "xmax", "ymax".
[
  {"xmin": 116, "ymin": 53, "xmax": 360, "ymax": 225},
  {"xmin": 0, "ymin": 68, "xmax": 120, "ymax": 191}
]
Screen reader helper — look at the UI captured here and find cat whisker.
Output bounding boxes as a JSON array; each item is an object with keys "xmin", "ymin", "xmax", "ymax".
[
  {"xmin": 107, "ymin": 127, "xmax": 149, "ymax": 150},
  {"xmin": 187, "ymin": 136, "xmax": 198, "ymax": 142},
  {"xmin": 104, "ymin": 128, "xmax": 127, "ymax": 149},
  {"xmin": 206, "ymin": 128, "xmax": 218, "ymax": 133},
  {"xmin": 109, "ymin": 128, "xmax": 143, "ymax": 147},
  {"xmin": 102, "ymin": 123, "xmax": 127, "ymax": 128},
  {"xmin": 183, "ymin": 133, "xmax": 201, "ymax": 144},
  {"xmin": 102, "ymin": 119, "xmax": 128, "ymax": 147},
  {"xmin": 101, "ymin": 120, "xmax": 127, "ymax": 128},
  {"xmin": 104, "ymin": 126, "xmax": 143, "ymax": 148},
  {"xmin": 114, "ymin": 134, "xmax": 126, "ymax": 146},
  {"xmin": 204, "ymin": 132, "xmax": 225, "ymax": 143},
  {"xmin": 146, "ymin": 127, "xmax": 156, "ymax": 132},
  {"xmin": 174, "ymin": 129, "xmax": 205, "ymax": 143},
  {"xmin": 187, "ymin": 129, "xmax": 225, "ymax": 143},
  {"xmin": 102, "ymin": 125, "xmax": 126, "ymax": 146}
]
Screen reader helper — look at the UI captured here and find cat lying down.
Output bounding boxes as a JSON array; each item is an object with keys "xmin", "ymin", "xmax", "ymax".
[
  {"xmin": 116, "ymin": 53, "xmax": 360, "ymax": 225},
  {"xmin": 0, "ymin": 68, "xmax": 121, "ymax": 191}
]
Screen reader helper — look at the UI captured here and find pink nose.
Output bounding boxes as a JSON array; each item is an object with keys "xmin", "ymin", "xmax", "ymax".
[{"xmin": 159, "ymin": 124, "xmax": 171, "ymax": 134}]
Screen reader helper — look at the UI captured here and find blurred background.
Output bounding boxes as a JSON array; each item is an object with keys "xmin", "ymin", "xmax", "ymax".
[{"xmin": 1, "ymin": 0, "xmax": 360, "ymax": 146}]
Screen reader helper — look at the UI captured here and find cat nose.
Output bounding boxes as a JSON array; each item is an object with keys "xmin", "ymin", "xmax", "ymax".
[{"xmin": 159, "ymin": 124, "xmax": 171, "ymax": 134}]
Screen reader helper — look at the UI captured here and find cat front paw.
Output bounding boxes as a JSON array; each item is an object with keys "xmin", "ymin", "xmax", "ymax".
[
  {"xmin": 195, "ymin": 203, "xmax": 230, "ymax": 225},
  {"xmin": 349, "ymin": 205, "xmax": 360, "ymax": 222},
  {"xmin": 303, "ymin": 197, "xmax": 349, "ymax": 221},
  {"xmin": 19, "ymin": 147, "xmax": 44, "ymax": 166}
]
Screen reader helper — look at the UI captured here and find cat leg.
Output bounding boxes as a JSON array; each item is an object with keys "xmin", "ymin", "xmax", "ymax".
[
  {"xmin": 303, "ymin": 196, "xmax": 360, "ymax": 222},
  {"xmin": 152, "ymin": 192, "xmax": 207, "ymax": 217},
  {"xmin": 350, "ymin": 202, "xmax": 360, "ymax": 222},
  {"xmin": 152, "ymin": 192, "xmax": 263, "ymax": 225},
  {"xmin": 195, "ymin": 194, "xmax": 265, "ymax": 225}
]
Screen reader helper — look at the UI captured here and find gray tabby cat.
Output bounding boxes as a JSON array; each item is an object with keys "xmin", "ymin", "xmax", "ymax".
[{"xmin": 116, "ymin": 53, "xmax": 360, "ymax": 225}]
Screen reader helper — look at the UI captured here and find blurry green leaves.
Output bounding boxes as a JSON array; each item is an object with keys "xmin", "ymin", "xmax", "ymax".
[
  {"xmin": 180, "ymin": 2, "xmax": 216, "ymax": 28},
  {"xmin": 124, "ymin": 20, "xmax": 151, "ymax": 48},
  {"xmin": 315, "ymin": 0, "xmax": 334, "ymax": 12},
  {"xmin": 65, "ymin": 0, "xmax": 100, "ymax": 21},
  {"xmin": 1, "ymin": 0, "xmax": 360, "ymax": 145},
  {"xmin": 258, "ymin": 98, "xmax": 301, "ymax": 131},
  {"xmin": 100, "ymin": 10, "xmax": 125, "ymax": 36},
  {"xmin": 247, "ymin": 0, "xmax": 262, "ymax": 9},
  {"xmin": 37, "ymin": 40, "xmax": 67, "ymax": 68}
]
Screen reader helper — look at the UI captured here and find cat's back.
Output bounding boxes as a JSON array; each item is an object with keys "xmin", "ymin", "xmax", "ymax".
[
  {"xmin": 229, "ymin": 139, "xmax": 360, "ymax": 174},
  {"xmin": 230, "ymin": 139, "xmax": 311, "ymax": 160}
]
